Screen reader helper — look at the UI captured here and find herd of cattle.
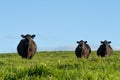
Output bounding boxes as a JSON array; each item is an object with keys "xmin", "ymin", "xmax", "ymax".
[
  {"xmin": 17, "ymin": 34, "xmax": 113, "ymax": 59},
  {"xmin": 75, "ymin": 40, "xmax": 113, "ymax": 58}
]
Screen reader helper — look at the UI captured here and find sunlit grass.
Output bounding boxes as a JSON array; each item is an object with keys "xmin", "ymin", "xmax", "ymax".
[{"xmin": 0, "ymin": 51, "xmax": 120, "ymax": 80}]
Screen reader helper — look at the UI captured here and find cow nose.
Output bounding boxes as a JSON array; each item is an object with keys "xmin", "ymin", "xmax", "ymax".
[
  {"xmin": 28, "ymin": 42, "xmax": 31, "ymax": 45},
  {"xmin": 25, "ymin": 42, "xmax": 30, "ymax": 46}
]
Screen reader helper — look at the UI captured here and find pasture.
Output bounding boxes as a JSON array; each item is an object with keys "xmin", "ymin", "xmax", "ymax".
[{"xmin": 0, "ymin": 51, "xmax": 120, "ymax": 80}]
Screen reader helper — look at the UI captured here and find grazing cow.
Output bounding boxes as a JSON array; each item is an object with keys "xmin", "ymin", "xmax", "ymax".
[
  {"xmin": 97, "ymin": 40, "xmax": 113, "ymax": 57},
  {"xmin": 17, "ymin": 34, "xmax": 37, "ymax": 59},
  {"xmin": 75, "ymin": 40, "xmax": 91, "ymax": 58}
]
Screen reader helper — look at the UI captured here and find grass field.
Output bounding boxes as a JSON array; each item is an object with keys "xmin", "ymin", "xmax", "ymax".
[{"xmin": 0, "ymin": 51, "xmax": 120, "ymax": 80}]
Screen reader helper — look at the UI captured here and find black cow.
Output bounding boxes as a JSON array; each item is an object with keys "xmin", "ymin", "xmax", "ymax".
[
  {"xmin": 97, "ymin": 40, "xmax": 113, "ymax": 57},
  {"xmin": 75, "ymin": 40, "xmax": 91, "ymax": 58},
  {"xmin": 17, "ymin": 34, "xmax": 37, "ymax": 59}
]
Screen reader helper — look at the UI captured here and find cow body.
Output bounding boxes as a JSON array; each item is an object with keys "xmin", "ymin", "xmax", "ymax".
[
  {"xmin": 97, "ymin": 40, "xmax": 113, "ymax": 57},
  {"xmin": 75, "ymin": 40, "xmax": 91, "ymax": 58},
  {"xmin": 17, "ymin": 34, "xmax": 37, "ymax": 59}
]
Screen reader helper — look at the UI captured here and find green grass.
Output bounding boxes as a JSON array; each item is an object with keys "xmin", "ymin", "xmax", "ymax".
[{"xmin": 0, "ymin": 51, "xmax": 120, "ymax": 80}]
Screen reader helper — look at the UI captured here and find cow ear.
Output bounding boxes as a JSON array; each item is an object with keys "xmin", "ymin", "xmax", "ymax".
[
  {"xmin": 77, "ymin": 41, "xmax": 80, "ymax": 44},
  {"xmin": 21, "ymin": 35, "xmax": 25, "ymax": 38},
  {"xmin": 108, "ymin": 41, "xmax": 111, "ymax": 44},
  {"xmin": 31, "ymin": 35, "xmax": 36, "ymax": 39},
  {"xmin": 85, "ymin": 41, "xmax": 87, "ymax": 43},
  {"xmin": 101, "ymin": 41, "xmax": 104, "ymax": 43}
]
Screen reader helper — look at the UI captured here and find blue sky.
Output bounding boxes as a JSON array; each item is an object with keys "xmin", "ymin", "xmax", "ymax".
[{"xmin": 0, "ymin": 0, "xmax": 120, "ymax": 53}]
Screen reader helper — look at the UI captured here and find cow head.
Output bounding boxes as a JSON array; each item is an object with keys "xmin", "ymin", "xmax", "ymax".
[
  {"xmin": 77, "ymin": 40, "xmax": 87, "ymax": 49},
  {"xmin": 101, "ymin": 40, "xmax": 111, "ymax": 48},
  {"xmin": 21, "ymin": 34, "xmax": 36, "ymax": 46}
]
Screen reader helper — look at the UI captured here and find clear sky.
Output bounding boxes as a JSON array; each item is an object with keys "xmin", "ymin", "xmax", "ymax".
[{"xmin": 0, "ymin": 0, "xmax": 120, "ymax": 53}]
